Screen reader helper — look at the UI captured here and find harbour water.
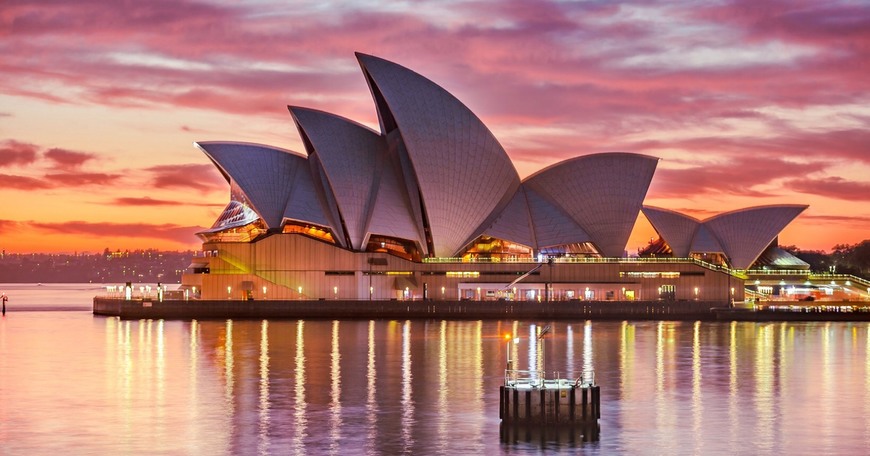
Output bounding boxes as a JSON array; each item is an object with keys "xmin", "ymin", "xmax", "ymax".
[{"xmin": 2, "ymin": 284, "xmax": 870, "ymax": 454}]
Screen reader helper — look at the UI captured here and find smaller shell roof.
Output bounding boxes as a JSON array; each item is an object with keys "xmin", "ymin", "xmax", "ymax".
[
  {"xmin": 195, "ymin": 141, "xmax": 306, "ymax": 230},
  {"xmin": 641, "ymin": 206, "xmax": 701, "ymax": 257},
  {"xmin": 703, "ymin": 204, "xmax": 808, "ymax": 269},
  {"xmin": 524, "ymin": 153, "xmax": 658, "ymax": 257}
]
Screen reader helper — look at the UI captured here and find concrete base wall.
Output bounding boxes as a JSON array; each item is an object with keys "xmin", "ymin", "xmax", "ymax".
[{"xmin": 94, "ymin": 297, "xmax": 723, "ymax": 320}]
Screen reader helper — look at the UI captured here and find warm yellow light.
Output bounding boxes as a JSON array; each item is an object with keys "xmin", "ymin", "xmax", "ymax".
[{"xmin": 504, "ymin": 333, "xmax": 512, "ymax": 340}]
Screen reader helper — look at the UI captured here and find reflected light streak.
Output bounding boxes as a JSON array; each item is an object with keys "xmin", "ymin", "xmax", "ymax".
[
  {"xmin": 692, "ymin": 321, "xmax": 702, "ymax": 454},
  {"xmin": 123, "ymin": 321, "xmax": 132, "ymax": 404},
  {"xmin": 328, "ymin": 320, "xmax": 342, "ymax": 456},
  {"xmin": 528, "ymin": 324, "xmax": 538, "ymax": 376},
  {"xmin": 224, "ymin": 320, "xmax": 234, "ymax": 410},
  {"xmin": 365, "ymin": 320, "xmax": 377, "ymax": 453},
  {"xmin": 188, "ymin": 320, "xmax": 200, "ymax": 446},
  {"xmin": 401, "ymin": 321, "xmax": 414, "ymax": 453},
  {"xmin": 470, "ymin": 321, "xmax": 484, "ymax": 453},
  {"xmin": 510, "ymin": 321, "xmax": 519, "ymax": 370},
  {"xmin": 654, "ymin": 321, "xmax": 674, "ymax": 453},
  {"xmin": 619, "ymin": 321, "xmax": 635, "ymax": 392},
  {"xmin": 293, "ymin": 320, "xmax": 307, "ymax": 456},
  {"xmin": 729, "ymin": 321, "xmax": 738, "ymax": 449},
  {"xmin": 755, "ymin": 324, "xmax": 774, "ymax": 452},
  {"xmin": 258, "ymin": 320, "xmax": 270, "ymax": 456},
  {"xmin": 122, "ymin": 320, "xmax": 133, "ymax": 453},
  {"xmin": 583, "ymin": 321, "xmax": 593, "ymax": 379},
  {"xmin": 655, "ymin": 322, "xmax": 664, "ymax": 393},
  {"xmin": 156, "ymin": 320, "xmax": 166, "ymax": 435},
  {"xmin": 567, "ymin": 325, "xmax": 575, "ymax": 376},
  {"xmin": 865, "ymin": 326, "xmax": 870, "ymax": 447},
  {"xmin": 820, "ymin": 323, "xmax": 833, "ymax": 449},
  {"xmin": 437, "ymin": 320, "xmax": 448, "ymax": 454}
]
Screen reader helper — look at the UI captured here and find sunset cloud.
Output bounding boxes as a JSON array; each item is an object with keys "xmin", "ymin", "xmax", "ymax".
[
  {"xmin": 44, "ymin": 172, "xmax": 122, "ymax": 187},
  {"xmin": 785, "ymin": 177, "xmax": 870, "ymax": 202},
  {"xmin": 147, "ymin": 164, "xmax": 225, "ymax": 192},
  {"xmin": 0, "ymin": 140, "xmax": 39, "ymax": 167},
  {"xmin": 28, "ymin": 220, "xmax": 204, "ymax": 245},
  {"xmin": 0, "ymin": 173, "xmax": 52, "ymax": 190},
  {"xmin": 110, "ymin": 197, "xmax": 222, "ymax": 207},
  {"xmin": 44, "ymin": 148, "xmax": 96, "ymax": 169}
]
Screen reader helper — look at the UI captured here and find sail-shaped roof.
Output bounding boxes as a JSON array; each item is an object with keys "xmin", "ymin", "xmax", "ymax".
[
  {"xmin": 641, "ymin": 206, "xmax": 700, "ymax": 257},
  {"xmin": 356, "ymin": 52, "xmax": 520, "ymax": 257},
  {"xmin": 704, "ymin": 205, "xmax": 808, "ymax": 269},
  {"xmin": 524, "ymin": 153, "xmax": 658, "ymax": 257},
  {"xmin": 196, "ymin": 142, "xmax": 304, "ymax": 230},
  {"xmin": 290, "ymin": 107, "xmax": 384, "ymax": 249}
]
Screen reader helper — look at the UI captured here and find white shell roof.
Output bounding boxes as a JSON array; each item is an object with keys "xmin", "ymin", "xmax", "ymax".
[
  {"xmin": 290, "ymin": 107, "xmax": 384, "ymax": 249},
  {"xmin": 196, "ymin": 54, "xmax": 808, "ymax": 267},
  {"xmin": 524, "ymin": 187, "xmax": 591, "ymax": 249},
  {"xmin": 641, "ymin": 206, "xmax": 700, "ymax": 257},
  {"xmin": 482, "ymin": 188, "xmax": 536, "ymax": 249},
  {"xmin": 366, "ymin": 151, "xmax": 426, "ymax": 248},
  {"xmin": 524, "ymin": 153, "xmax": 658, "ymax": 257},
  {"xmin": 357, "ymin": 52, "xmax": 521, "ymax": 257},
  {"xmin": 690, "ymin": 224, "xmax": 724, "ymax": 254},
  {"xmin": 196, "ymin": 141, "xmax": 304, "ymax": 230},
  {"xmin": 703, "ymin": 205, "xmax": 808, "ymax": 269}
]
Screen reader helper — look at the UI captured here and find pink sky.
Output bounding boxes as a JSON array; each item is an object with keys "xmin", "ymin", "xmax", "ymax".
[{"xmin": 1, "ymin": 0, "xmax": 868, "ymax": 254}]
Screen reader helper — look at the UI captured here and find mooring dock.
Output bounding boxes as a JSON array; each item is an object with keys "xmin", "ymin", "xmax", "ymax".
[{"xmin": 499, "ymin": 369, "xmax": 600, "ymax": 425}]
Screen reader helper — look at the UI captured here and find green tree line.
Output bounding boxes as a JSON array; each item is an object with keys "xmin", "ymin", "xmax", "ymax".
[{"xmin": 782, "ymin": 240, "xmax": 870, "ymax": 277}]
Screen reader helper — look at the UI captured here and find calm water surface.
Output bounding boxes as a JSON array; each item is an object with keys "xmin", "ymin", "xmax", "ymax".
[{"xmin": 2, "ymin": 284, "xmax": 870, "ymax": 454}]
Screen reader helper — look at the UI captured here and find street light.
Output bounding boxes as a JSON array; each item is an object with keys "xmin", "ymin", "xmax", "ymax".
[
  {"xmin": 262, "ymin": 286, "xmax": 267, "ymax": 300},
  {"xmin": 334, "ymin": 286, "xmax": 338, "ymax": 299},
  {"xmin": 227, "ymin": 285, "xmax": 232, "ymax": 299}
]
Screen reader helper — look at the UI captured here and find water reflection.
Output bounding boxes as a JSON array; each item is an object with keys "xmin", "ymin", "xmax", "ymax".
[
  {"xmin": 258, "ymin": 320, "xmax": 269, "ymax": 456},
  {"xmin": 7, "ymin": 316, "xmax": 870, "ymax": 454},
  {"xmin": 401, "ymin": 320, "xmax": 414, "ymax": 453},
  {"xmin": 293, "ymin": 320, "xmax": 306, "ymax": 455},
  {"xmin": 328, "ymin": 320, "xmax": 341, "ymax": 456}
]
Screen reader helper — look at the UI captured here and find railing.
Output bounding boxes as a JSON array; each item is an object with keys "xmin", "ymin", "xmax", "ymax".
[
  {"xmin": 424, "ymin": 256, "xmax": 745, "ymax": 278},
  {"xmin": 745, "ymin": 271, "xmax": 870, "ymax": 289},
  {"xmin": 504, "ymin": 369, "xmax": 595, "ymax": 388}
]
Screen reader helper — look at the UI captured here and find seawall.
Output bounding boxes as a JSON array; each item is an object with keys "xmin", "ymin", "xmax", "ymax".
[{"xmin": 93, "ymin": 297, "xmax": 722, "ymax": 321}]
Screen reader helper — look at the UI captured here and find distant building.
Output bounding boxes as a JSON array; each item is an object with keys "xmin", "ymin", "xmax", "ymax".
[{"xmin": 181, "ymin": 53, "xmax": 805, "ymax": 302}]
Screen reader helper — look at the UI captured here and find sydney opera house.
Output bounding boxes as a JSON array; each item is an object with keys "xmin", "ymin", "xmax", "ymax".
[{"xmin": 181, "ymin": 53, "xmax": 807, "ymax": 302}]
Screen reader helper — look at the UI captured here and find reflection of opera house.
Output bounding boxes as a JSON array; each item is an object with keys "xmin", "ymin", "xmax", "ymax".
[{"xmin": 181, "ymin": 53, "xmax": 808, "ymax": 303}]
